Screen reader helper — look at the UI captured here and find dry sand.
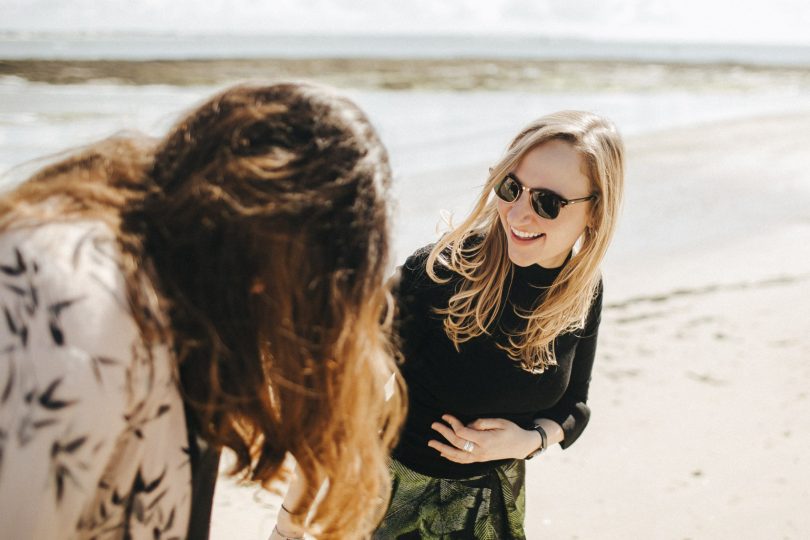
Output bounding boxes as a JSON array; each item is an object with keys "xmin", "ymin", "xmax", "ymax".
[
  {"xmin": 526, "ymin": 263, "xmax": 810, "ymax": 539},
  {"xmin": 209, "ymin": 110, "xmax": 810, "ymax": 539}
]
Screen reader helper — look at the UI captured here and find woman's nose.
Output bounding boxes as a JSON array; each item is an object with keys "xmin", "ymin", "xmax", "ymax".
[{"xmin": 508, "ymin": 191, "xmax": 535, "ymax": 222}]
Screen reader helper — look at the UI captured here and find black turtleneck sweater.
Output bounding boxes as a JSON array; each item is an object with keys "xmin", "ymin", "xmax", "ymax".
[{"xmin": 391, "ymin": 244, "xmax": 602, "ymax": 479}]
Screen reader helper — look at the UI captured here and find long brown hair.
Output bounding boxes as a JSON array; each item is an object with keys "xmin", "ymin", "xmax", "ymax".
[
  {"xmin": 427, "ymin": 110, "xmax": 624, "ymax": 373},
  {"xmin": 1, "ymin": 82, "xmax": 405, "ymax": 539}
]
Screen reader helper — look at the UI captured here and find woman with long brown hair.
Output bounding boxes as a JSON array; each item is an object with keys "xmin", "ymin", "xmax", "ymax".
[
  {"xmin": 374, "ymin": 110, "xmax": 624, "ymax": 539},
  {"xmin": 0, "ymin": 82, "xmax": 404, "ymax": 540}
]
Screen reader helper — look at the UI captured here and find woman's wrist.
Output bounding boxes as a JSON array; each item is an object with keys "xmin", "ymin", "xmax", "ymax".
[
  {"xmin": 275, "ymin": 504, "xmax": 305, "ymax": 539},
  {"xmin": 270, "ymin": 524, "xmax": 304, "ymax": 540},
  {"xmin": 535, "ymin": 418, "xmax": 564, "ymax": 446},
  {"xmin": 523, "ymin": 424, "xmax": 546, "ymax": 459}
]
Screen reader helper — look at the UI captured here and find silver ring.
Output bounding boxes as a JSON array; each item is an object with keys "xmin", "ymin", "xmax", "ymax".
[{"xmin": 463, "ymin": 440, "xmax": 475, "ymax": 453}]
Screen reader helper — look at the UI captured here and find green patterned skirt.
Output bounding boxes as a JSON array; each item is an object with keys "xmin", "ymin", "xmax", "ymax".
[{"xmin": 373, "ymin": 459, "xmax": 526, "ymax": 539}]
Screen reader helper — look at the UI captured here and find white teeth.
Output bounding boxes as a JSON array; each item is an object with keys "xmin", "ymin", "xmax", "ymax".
[{"xmin": 511, "ymin": 226, "xmax": 543, "ymax": 239}]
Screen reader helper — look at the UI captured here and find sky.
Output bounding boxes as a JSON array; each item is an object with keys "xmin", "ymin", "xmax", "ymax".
[{"xmin": 2, "ymin": 0, "xmax": 810, "ymax": 44}]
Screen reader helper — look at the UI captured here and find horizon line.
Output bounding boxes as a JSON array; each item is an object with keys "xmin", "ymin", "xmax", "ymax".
[{"xmin": 1, "ymin": 30, "xmax": 810, "ymax": 48}]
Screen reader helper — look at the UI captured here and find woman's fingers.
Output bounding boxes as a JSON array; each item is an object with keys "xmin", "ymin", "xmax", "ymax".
[
  {"xmin": 427, "ymin": 439, "xmax": 474, "ymax": 463},
  {"xmin": 429, "ymin": 416, "xmax": 520, "ymax": 463},
  {"xmin": 430, "ymin": 421, "xmax": 468, "ymax": 449},
  {"xmin": 468, "ymin": 417, "xmax": 507, "ymax": 431},
  {"xmin": 442, "ymin": 414, "xmax": 465, "ymax": 431},
  {"xmin": 442, "ymin": 414, "xmax": 485, "ymax": 443}
]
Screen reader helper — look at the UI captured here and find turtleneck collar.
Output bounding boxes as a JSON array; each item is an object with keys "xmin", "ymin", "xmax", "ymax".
[
  {"xmin": 511, "ymin": 252, "xmax": 570, "ymax": 288},
  {"xmin": 499, "ymin": 256, "xmax": 568, "ymax": 328}
]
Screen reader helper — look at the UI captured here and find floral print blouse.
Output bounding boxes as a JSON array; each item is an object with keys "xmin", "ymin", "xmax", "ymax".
[{"xmin": 0, "ymin": 220, "xmax": 191, "ymax": 539}]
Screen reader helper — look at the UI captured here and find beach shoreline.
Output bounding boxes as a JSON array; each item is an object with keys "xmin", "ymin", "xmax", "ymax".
[{"xmin": 3, "ymin": 58, "xmax": 810, "ymax": 92}]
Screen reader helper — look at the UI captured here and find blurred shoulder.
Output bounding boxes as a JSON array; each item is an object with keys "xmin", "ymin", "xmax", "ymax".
[
  {"xmin": 0, "ymin": 219, "xmax": 124, "ymax": 291},
  {"xmin": 0, "ymin": 219, "xmax": 139, "ymax": 350}
]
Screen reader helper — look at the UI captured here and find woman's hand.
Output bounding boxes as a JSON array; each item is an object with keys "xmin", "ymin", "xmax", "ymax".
[{"xmin": 427, "ymin": 414, "xmax": 542, "ymax": 463}]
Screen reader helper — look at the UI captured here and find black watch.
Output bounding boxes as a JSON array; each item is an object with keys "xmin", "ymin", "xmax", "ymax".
[{"xmin": 525, "ymin": 424, "xmax": 547, "ymax": 460}]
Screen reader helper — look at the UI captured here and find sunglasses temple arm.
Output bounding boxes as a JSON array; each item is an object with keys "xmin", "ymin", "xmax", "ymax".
[{"xmin": 564, "ymin": 195, "xmax": 599, "ymax": 206}]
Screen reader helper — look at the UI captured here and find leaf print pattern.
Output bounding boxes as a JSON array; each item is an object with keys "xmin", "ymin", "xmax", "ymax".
[
  {"xmin": 2, "ymin": 247, "xmax": 40, "ymax": 349},
  {"xmin": 90, "ymin": 355, "xmax": 120, "ymax": 385},
  {"xmin": 0, "ymin": 247, "xmax": 27, "ymax": 276},
  {"xmin": 373, "ymin": 459, "xmax": 527, "ymax": 540},
  {"xmin": 16, "ymin": 377, "xmax": 76, "ymax": 447},
  {"xmin": 4, "ymin": 304, "xmax": 29, "ymax": 348},
  {"xmin": 51, "ymin": 434, "xmax": 88, "ymax": 503},
  {"xmin": 47, "ymin": 297, "xmax": 84, "ymax": 346},
  {"xmin": 0, "ymin": 222, "xmax": 191, "ymax": 540},
  {"xmin": 38, "ymin": 377, "xmax": 78, "ymax": 411}
]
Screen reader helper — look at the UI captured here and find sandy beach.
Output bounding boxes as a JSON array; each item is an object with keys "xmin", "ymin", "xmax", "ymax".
[
  {"xmin": 1, "ymin": 13, "xmax": 809, "ymax": 537},
  {"xmin": 1, "ymin": 42, "xmax": 808, "ymax": 539},
  {"xmin": 208, "ymin": 110, "xmax": 810, "ymax": 539}
]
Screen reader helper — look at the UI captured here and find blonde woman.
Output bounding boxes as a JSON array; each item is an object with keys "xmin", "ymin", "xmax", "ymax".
[
  {"xmin": 374, "ymin": 111, "xmax": 624, "ymax": 539},
  {"xmin": 0, "ymin": 83, "xmax": 404, "ymax": 540}
]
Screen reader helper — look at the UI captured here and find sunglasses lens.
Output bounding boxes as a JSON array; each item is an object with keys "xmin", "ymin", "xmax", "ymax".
[
  {"xmin": 532, "ymin": 192, "xmax": 561, "ymax": 219},
  {"xmin": 494, "ymin": 175, "xmax": 520, "ymax": 202}
]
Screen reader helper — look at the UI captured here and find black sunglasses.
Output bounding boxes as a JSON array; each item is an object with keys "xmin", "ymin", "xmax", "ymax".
[{"xmin": 493, "ymin": 173, "xmax": 598, "ymax": 220}]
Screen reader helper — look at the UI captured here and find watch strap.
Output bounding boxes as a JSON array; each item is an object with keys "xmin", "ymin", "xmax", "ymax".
[{"xmin": 525, "ymin": 423, "xmax": 548, "ymax": 460}]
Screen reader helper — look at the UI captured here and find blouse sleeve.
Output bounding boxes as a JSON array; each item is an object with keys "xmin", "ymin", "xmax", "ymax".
[
  {"xmin": 541, "ymin": 279, "xmax": 603, "ymax": 449},
  {"xmin": 0, "ymin": 222, "xmax": 146, "ymax": 539}
]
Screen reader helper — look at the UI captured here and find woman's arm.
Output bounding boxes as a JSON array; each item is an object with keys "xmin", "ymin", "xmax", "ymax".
[
  {"xmin": 528, "ymin": 418, "xmax": 565, "ymax": 452},
  {"xmin": 537, "ymin": 280, "xmax": 603, "ymax": 449},
  {"xmin": 269, "ymin": 464, "xmax": 308, "ymax": 540},
  {"xmin": 391, "ymin": 248, "xmax": 436, "ymax": 363},
  {"xmin": 269, "ymin": 462, "xmax": 332, "ymax": 540}
]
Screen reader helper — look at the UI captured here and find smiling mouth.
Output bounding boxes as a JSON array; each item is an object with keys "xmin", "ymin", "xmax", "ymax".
[{"xmin": 510, "ymin": 226, "xmax": 545, "ymax": 241}]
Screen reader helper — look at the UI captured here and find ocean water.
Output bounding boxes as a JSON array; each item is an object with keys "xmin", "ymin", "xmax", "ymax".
[
  {"xmin": 3, "ymin": 78, "xmax": 809, "ymax": 179},
  {"xmin": 3, "ymin": 33, "xmax": 810, "ymax": 67},
  {"xmin": 2, "ymin": 76, "xmax": 809, "ymax": 279}
]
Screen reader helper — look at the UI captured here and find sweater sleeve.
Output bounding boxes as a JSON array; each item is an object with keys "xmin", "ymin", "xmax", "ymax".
[
  {"xmin": 541, "ymin": 280, "xmax": 603, "ymax": 449},
  {"xmin": 392, "ymin": 247, "xmax": 438, "ymax": 364}
]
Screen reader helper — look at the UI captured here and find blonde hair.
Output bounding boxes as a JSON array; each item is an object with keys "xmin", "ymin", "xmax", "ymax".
[{"xmin": 426, "ymin": 110, "xmax": 624, "ymax": 373}]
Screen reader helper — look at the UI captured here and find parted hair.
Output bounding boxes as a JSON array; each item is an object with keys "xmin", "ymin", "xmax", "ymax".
[
  {"xmin": 0, "ymin": 82, "xmax": 406, "ymax": 539},
  {"xmin": 426, "ymin": 110, "xmax": 624, "ymax": 373}
]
